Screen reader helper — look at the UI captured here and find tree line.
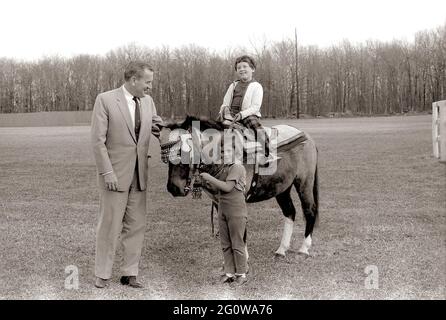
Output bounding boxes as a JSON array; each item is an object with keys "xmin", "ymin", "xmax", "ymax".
[{"xmin": 0, "ymin": 24, "xmax": 444, "ymax": 118}]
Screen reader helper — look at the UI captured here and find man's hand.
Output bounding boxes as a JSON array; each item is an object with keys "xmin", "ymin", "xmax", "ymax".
[
  {"xmin": 234, "ymin": 113, "xmax": 242, "ymax": 122},
  {"xmin": 151, "ymin": 124, "xmax": 161, "ymax": 138},
  {"xmin": 104, "ymin": 172, "xmax": 118, "ymax": 191}
]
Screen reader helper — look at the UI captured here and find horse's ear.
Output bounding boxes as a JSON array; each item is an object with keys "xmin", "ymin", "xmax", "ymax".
[
  {"xmin": 182, "ymin": 114, "xmax": 201, "ymax": 130},
  {"xmin": 181, "ymin": 115, "xmax": 191, "ymax": 130},
  {"xmin": 184, "ymin": 114, "xmax": 193, "ymax": 124},
  {"xmin": 185, "ymin": 114, "xmax": 200, "ymax": 122}
]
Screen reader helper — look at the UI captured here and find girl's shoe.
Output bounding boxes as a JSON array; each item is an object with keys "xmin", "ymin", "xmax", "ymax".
[
  {"xmin": 230, "ymin": 275, "xmax": 248, "ymax": 287},
  {"xmin": 220, "ymin": 274, "xmax": 235, "ymax": 283}
]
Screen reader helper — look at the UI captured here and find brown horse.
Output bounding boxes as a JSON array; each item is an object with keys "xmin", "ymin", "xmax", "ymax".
[{"xmin": 159, "ymin": 116, "xmax": 319, "ymax": 257}]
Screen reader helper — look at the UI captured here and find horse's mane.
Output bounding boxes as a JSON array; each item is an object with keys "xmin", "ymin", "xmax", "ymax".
[{"xmin": 166, "ymin": 115, "xmax": 225, "ymax": 132}]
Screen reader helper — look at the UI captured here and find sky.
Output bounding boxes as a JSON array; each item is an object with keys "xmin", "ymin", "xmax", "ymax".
[{"xmin": 1, "ymin": 0, "xmax": 445, "ymax": 61}]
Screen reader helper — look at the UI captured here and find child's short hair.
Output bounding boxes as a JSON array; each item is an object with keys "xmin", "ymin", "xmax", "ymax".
[{"xmin": 234, "ymin": 55, "xmax": 256, "ymax": 71}]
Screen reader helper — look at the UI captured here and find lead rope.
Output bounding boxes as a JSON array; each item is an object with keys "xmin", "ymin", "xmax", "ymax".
[
  {"xmin": 211, "ymin": 201, "xmax": 219, "ymax": 237},
  {"xmin": 196, "ymin": 163, "xmax": 226, "ymax": 237}
]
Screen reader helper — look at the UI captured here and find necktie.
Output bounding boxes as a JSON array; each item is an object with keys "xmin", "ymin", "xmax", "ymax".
[
  {"xmin": 132, "ymin": 96, "xmax": 141, "ymax": 191},
  {"xmin": 133, "ymin": 96, "xmax": 141, "ymax": 141}
]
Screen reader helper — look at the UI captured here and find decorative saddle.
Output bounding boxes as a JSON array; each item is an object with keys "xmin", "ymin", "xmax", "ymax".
[{"xmin": 223, "ymin": 122, "xmax": 307, "ymax": 156}]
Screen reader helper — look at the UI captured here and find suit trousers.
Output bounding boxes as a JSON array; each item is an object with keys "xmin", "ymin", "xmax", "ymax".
[{"xmin": 95, "ymin": 170, "xmax": 147, "ymax": 279}]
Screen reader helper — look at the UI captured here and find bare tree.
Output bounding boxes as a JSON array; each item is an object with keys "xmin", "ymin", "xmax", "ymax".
[{"xmin": 1, "ymin": 23, "xmax": 444, "ymax": 118}]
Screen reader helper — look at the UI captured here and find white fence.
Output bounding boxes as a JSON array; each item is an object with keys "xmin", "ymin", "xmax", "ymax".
[{"xmin": 432, "ymin": 100, "xmax": 446, "ymax": 162}]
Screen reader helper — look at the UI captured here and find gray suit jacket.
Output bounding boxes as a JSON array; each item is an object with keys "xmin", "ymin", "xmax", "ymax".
[{"xmin": 91, "ymin": 87, "xmax": 163, "ymax": 191}]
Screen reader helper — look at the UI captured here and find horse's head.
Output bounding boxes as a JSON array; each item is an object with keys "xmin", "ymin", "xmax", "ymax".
[
  {"xmin": 159, "ymin": 116, "xmax": 226, "ymax": 197},
  {"xmin": 160, "ymin": 120, "xmax": 192, "ymax": 197}
]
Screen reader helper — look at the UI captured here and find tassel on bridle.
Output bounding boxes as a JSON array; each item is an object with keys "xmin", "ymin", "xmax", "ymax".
[
  {"xmin": 160, "ymin": 139, "xmax": 180, "ymax": 164},
  {"xmin": 192, "ymin": 172, "xmax": 203, "ymax": 199}
]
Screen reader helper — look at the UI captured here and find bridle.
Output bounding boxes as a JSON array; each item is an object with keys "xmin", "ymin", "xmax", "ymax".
[
  {"xmin": 160, "ymin": 139, "xmax": 180, "ymax": 164},
  {"xmin": 160, "ymin": 129, "xmax": 201, "ymax": 197},
  {"xmin": 160, "ymin": 129, "xmax": 226, "ymax": 199},
  {"xmin": 160, "ymin": 125, "xmax": 244, "ymax": 237}
]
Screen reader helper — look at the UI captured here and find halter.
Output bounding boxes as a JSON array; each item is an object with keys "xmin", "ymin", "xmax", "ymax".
[
  {"xmin": 159, "ymin": 125, "xmax": 246, "ymax": 237},
  {"xmin": 160, "ymin": 128, "xmax": 229, "ymax": 199},
  {"xmin": 160, "ymin": 139, "xmax": 180, "ymax": 164},
  {"xmin": 160, "ymin": 129, "xmax": 202, "ymax": 197}
]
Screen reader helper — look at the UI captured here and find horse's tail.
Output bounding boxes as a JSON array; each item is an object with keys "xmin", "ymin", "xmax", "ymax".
[{"xmin": 313, "ymin": 162, "xmax": 319, "ymax": 227}]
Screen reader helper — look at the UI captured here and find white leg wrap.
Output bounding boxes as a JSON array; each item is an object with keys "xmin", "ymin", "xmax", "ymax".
[
  {"xmin": 298, "ymin": 235, "xmax": 312, "ymax": 255},
  {"xmin": 275, "ymin": 217, "xmax": 294, "ymax": 256}
]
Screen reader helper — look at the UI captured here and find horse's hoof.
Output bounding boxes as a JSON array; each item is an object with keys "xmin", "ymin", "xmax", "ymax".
[
  {"xmin": 274, "ymin": 252, "xmax": 286, "ymax": 260},
  {"xmin": 297, "ymin": 251, "xmax": 311, "ymax": 259}
]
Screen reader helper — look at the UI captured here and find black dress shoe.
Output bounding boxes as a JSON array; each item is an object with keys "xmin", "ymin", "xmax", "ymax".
[
  {"xmin": 120, "ymin": 276, "xmax": 144, "ymax": 288},
  {"xmin": 95, "ymin": 277, "xmax": 108, "ymax": 288}
]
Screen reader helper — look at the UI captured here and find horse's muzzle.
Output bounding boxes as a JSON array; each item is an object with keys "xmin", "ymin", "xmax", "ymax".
[{"xmin": 167, "ymin": 181, "xmax": 189, "ymax": 197}]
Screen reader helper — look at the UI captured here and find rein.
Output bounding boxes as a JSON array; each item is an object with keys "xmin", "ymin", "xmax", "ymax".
[{"xmin": 195, "ymin": 162, "xmax": 226, "ymax": 237}]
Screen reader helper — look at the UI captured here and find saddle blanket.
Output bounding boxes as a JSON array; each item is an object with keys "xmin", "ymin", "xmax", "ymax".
[
  {"xmin": 174, "ymin": 124, "xmax": 306, "ymax": 155},
  {"xmin": 243, "ymin": 124, "xmax": 305, "ymax": 153}
]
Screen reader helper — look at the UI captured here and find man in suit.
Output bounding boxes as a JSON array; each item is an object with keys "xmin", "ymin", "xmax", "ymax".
[{"xmin": 91, "ymin": 61, "xmax": 163, "ymax": 289}]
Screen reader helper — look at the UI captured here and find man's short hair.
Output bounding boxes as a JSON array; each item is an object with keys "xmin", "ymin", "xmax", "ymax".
[
  {"xmin": 124, "ymin": 61, "xmax": 154, "ymax": 81},
  {"xmin": 234, "ymin": 55, "xmax": 256, "ymax": 71}
]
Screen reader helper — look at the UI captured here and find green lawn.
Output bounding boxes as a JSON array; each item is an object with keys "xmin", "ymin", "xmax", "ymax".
[{"xmin": 0, "ymin": 115, "xmax": 444, "ymax": 299}]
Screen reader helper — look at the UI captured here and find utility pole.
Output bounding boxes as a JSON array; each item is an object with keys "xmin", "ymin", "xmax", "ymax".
[{"xmin": 295, "ymin": 28, "xmax": 300, "ymax": 119}]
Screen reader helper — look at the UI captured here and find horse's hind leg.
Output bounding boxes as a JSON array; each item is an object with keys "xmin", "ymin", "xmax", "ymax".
[
  {"xmin": 274, "ymin": 187, "xmax": 296, "ymax": 257},
  {"xmin": 295, "ymin": 169, "xmax": 318, "ymax": 255}
]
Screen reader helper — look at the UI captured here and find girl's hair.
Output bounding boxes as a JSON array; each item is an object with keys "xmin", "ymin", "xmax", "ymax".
[{"xmin": 234, "ymin": 55, "xmax": 256, "ymax": 71}]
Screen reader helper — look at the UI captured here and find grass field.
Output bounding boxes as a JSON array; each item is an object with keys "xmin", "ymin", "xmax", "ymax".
[{"xmin": 0, "ymin": 115, "xmax": 444, "ymax": 300}]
